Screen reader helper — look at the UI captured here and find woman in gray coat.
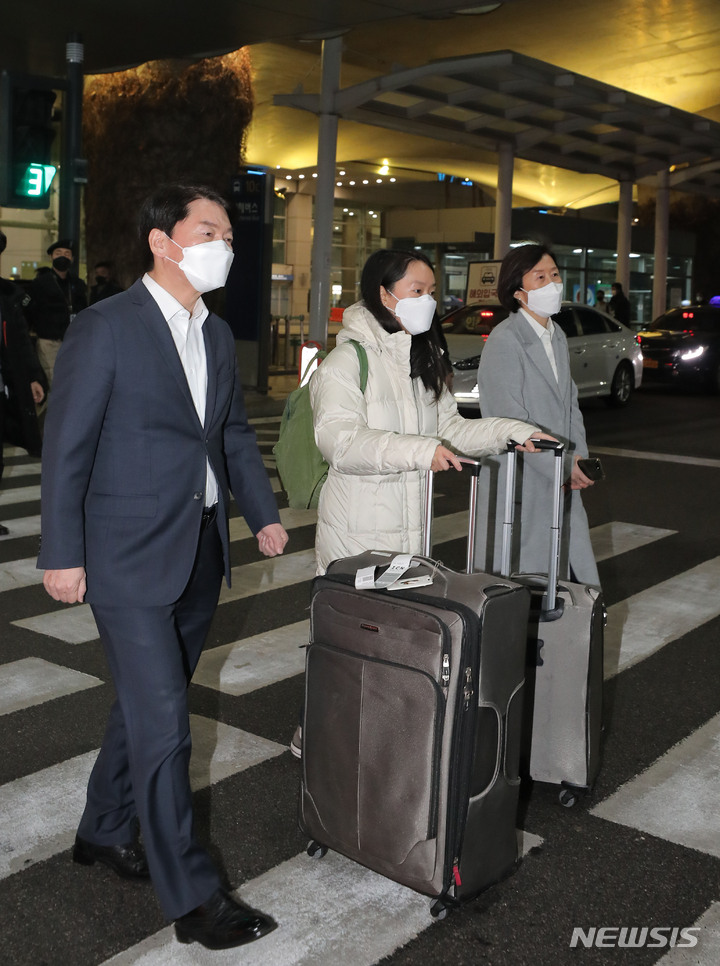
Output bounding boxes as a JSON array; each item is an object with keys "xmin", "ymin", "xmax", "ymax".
[{"xmin": 473, "ymin": 243, "xmax": 600, "ymax": 587}]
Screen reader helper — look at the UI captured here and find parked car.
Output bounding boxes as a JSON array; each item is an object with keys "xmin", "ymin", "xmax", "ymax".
[
  {"xmin": 637, "ymin": 304, "xmax": 720, "ymax": 391},
  {"xmin": 444, "ymin": 302, "xmax": 643, "ymax": 410}
]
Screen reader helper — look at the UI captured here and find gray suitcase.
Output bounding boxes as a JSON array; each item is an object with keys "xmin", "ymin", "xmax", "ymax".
[
  {"xmin": 299, "ymin": 459, "xmax": 531, "ymax": 916},
  {"xmin": 501, "ymin": 441, "xmax": 604, "ymax": 806}
]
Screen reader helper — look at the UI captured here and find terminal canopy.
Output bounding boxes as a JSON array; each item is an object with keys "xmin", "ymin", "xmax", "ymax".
[{"xmin": 275, "ymin": 49, "xmax": 720, "ymax": 197}]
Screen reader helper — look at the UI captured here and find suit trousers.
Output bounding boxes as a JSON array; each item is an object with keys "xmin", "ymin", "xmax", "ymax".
[{"xmin": 78, "ymin": 514, "xmax": 225, "ymax": 920}]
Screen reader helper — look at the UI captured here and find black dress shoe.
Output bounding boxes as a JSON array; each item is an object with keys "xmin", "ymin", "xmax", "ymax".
[
  {"xmin": 73, "ymin": 834, "xmax": 150, "ymax": 879},
  {"xmin": 175, "ymin": 887, "xmax": 276, "ymax": 950}
]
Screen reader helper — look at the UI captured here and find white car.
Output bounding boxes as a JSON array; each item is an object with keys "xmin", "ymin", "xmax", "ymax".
[{"xmin": 444, "ymin": 302, "xmax": 643, "ymax": 411}]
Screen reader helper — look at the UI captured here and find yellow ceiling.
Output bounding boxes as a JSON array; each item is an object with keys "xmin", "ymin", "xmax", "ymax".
[{"xmin": 244, "ymin": 0, "xmax": 720, "ymax": 208}]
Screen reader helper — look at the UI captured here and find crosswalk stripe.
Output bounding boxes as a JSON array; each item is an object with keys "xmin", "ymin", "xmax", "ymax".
[
  {"xmin": 591, "ymin": 711, "xmax": 720, "ymax": 860},
  {"xmin": 0, "ymin": 657, "xmax": 102, "ymax": 715},
  {"xmin": 657, "ymin": 901, "xmax": 720, "ymax": 965},
  {"xmin": 590, "ymin": 521, "xmax": 675, "ymax": 562},
  {"xmin": 194, "ymin": 621, "xmax": 308, "ymax": 696},
  {"xmin": 604, "ymin": 557, "xmax": 720, "ymax": 679},
  {"xmin": 591, "ymin": 445, "xmax": 720, "ymax": 469},
  {"xmin": 0, "ymin": 514, "xmax": 41, "ymax": 540},
  {"xmin": 1, "ymin": 463, "xmax": 41, "ymax": 479},
  {"xmin": 99, "ymin": 831, "xmax": 545, "ymax": 966},
  {"xmin": 11, "ymin": 520, "xmax": 678, "ymax": 644},
  {"xmin": 0, "ymin": 715, "xmax": 285, "ymax": 882},
  {"xmin": 0, "ymin": 483, "xmax": 40, "ymax": 507}
]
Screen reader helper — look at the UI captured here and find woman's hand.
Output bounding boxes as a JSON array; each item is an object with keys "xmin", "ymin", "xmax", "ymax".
[
  {"xmin": 431, "ymin": 444, "xmax": 463, "ymax": 472},
  {"xmin": 568, "ymin": 454, "xmax": 594, "ymax": 490},
  {"xmin": 514, "ymin": 431, "xmax": 557, "ymax": 453}
]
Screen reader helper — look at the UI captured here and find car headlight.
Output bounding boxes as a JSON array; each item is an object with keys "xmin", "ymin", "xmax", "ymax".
[
  {"xmin": 679, "ymin": 345, "xmax": 705, "ymax": 361},
  {"xmin": 453, "ymin": 355, "xmax": 482, "ymax": 371}
]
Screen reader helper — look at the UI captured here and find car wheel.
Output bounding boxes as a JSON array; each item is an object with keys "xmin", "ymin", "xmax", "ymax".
[{"xmin": 606, "ymin": 362, "xmax": 634, "ymax": 407}]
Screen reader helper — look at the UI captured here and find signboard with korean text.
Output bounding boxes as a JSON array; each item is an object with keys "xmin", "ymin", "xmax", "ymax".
[{"xmin": 466, "ymin": 261, "xmax": 502, "ymax": 305}]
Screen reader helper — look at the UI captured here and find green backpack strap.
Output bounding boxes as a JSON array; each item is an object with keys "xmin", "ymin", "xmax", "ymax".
[{"xmin": 347, "ymin": 338, "xmax": 369, "ymax": 393}]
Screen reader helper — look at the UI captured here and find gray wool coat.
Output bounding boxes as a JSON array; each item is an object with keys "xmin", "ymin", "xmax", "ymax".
[{"xmin": 472, "ymin": 310, "xmax": 600, "ymax": 587}]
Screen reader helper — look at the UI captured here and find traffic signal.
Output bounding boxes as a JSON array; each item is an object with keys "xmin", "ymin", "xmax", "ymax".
[{"xmin": 0, "ymin": 73, "xmax": 58, "ymax": 209}]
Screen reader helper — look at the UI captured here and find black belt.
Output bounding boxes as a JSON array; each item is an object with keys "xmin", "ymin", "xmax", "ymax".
[{"xmin": 201, "ymin": 505, "xmax": 218, "ymax": 529}]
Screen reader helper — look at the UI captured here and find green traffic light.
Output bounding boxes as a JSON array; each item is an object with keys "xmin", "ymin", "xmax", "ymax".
[{"xmin": 18, "ymin": 162, "xmax": 57, "ymax": 197}]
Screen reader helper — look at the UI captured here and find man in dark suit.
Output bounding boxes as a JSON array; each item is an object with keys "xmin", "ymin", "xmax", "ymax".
[{"xmin": 38, "ymin": 184, "xmax": 288, "ymax": 951}]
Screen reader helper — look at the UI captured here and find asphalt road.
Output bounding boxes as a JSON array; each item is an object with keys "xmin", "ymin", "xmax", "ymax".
[{"xmin": 1, "ymin": 380, "xmax": 720, "ymax": 966}]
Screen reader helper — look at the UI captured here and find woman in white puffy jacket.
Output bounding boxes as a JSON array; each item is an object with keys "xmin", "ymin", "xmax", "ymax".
[{"xmin": 310, "ymin": 249, "xmax": 554, "ymax": 574}]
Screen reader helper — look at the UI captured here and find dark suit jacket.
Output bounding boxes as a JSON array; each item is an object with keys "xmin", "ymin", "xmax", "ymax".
[{"xmin": 37, "ymin": 279, "xmax": 280, "ymax": 606}]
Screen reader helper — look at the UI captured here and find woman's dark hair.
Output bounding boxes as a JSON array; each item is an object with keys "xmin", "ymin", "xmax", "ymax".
[
  {"xmin": 360, "ymin": 248, "xmax": 450, "ymax": 400},
  {"xmin": 137, "ymin": 183, "xmax": 231, "ymax": 269},
  {"xmin": 497, "ymin": 242, "xmax": 556, "ymax": 313}
]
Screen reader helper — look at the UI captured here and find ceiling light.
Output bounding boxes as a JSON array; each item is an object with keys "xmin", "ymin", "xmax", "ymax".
[
  {"xmin": 337, "ymin": 181, "xmax": 342, "ymax": 186},
  {"xmin": 379, "ymin": 165, "xmax": 389, "ymax": 175},
  {"xmin": 363, "ymin": 179, "xmax": 369, "ymax": 184},
  {"xmin": 312, "ymin": 173, "xmax": 318, "ymax": 178},
  {"xmin": 339, "ymin": 170, "xmax": 346, "ymax": 175},
  {"xmin": 390, "ymin": 177, "xmax": 396, "ymax": 182},
  {"xmin": 376, "ymin": 178, "xmax": 383, "ymax": 183}
]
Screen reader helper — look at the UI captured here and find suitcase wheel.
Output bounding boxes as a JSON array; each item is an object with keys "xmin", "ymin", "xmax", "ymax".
[
  {"xmin": 430, "ymin": 898, "xmax": 449, "ymax": 920},
  {"xmin": 307, "ymin": 840, "xmax": 328, "ymax": 859},
  {"xmin": 558, "ymin": 788, "xmax": 578, "ymax": 808}
]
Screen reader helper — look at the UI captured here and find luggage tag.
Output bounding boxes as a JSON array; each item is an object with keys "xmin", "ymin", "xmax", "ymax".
[{"xmin": 355, "ymin": 554, "xmax": 433, "ymax": 591}]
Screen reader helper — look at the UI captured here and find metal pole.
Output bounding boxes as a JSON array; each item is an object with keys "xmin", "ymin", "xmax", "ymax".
[
  {"xmin": 308, "ymin": 35, "xmax": 343, "ymax": 348},
  {"xmin": 652, "ymin": 169, "xmax": 670, "ymax": 321},
  {"xmin": 615, "ymin": 179, "xmax": 633, "ymax": 294},
  {"xmin": 494, "ymin": 142, "xmax": 514, "ymax": 259},
  {"xmin": 58, "ymin": 34, "xmax": 84, "ymax": 248}
]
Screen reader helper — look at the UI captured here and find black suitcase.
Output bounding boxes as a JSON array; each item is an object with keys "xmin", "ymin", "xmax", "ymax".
[
  {"xmin": 500, "ymin": 442, "xmax": 604, "ymax": 806},
  {"xmin": 299, "ymin": 459, "xmax": 531, "ymax": 916}
]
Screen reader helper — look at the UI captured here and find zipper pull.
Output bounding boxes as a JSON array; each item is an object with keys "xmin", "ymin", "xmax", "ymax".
[
  {"xmin": 463, "ymin": 667, "xmax": 474, "ymax": 708},
  {"xmin": 441, "ymin": 653, "xmax": 450, "ymax": 688},
  {"xmin": 453, "ymin": 861, "xmax": 462, "ymax": 887}
]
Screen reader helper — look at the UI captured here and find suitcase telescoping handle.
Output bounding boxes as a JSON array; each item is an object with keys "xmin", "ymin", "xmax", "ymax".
[
  {"xmin": 501, "ymin": 439, "xmax": 565, "ymax": 616},
  {"xmin": 423, "ymin": 457, "xmax": 481, "ymax": 575}
]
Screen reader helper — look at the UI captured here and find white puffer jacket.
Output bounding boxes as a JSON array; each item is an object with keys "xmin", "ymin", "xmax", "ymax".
[{"xmin": 310, "ymin": 302, "xmax": 538, "ymax": 573}]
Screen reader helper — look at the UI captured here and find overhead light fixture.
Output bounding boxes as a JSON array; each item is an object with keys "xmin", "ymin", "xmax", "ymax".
[{"xmin": 379, "ymin": 164, "xmax": 389, "ymax": 175}]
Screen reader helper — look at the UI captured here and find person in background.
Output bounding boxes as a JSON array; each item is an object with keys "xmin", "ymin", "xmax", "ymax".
[
  {"xmin": 25, "ymin": 239, "xmax": 87, "ymax": 387},
  {"xmin": 0, "ymin": 228, "xmax": 47, "ymax": 535},
  {"xmin": 608, "ymin": 281, "xmax": 631, "ymax": 326},
  {"xmin": 595, "ymin": 289, "xmax": 607, "ymax": 311},
  {"xmin": 37, "ymin": 184, "xmax": 288, "ymax": 950},
  {"xmin": 89, "ymin": 260, "xmax": 124, "ymax": 304},
  {"xmin": 473, "ymin": 242, "xmax": 600, "ymax": 587}
]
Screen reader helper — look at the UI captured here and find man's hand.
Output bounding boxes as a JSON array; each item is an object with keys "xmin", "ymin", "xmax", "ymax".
[
  {"xmin": 43, "ymin": 567, "xmax": 87, "ymax": 603},
  {"xmin": 30, "ymin": 381, "xmax": 45, "ymax": 404},
  {"xmin": 257, "ymin": 523, "xmax": 288, "ymax": 557}
]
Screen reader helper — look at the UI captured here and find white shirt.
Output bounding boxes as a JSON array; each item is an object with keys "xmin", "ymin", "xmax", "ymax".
[
  {"xmin": 142, "ymin": 274, "xmax": 218, "ymax": 507},
  {"xmin": 520, "ymin": 307, "xmax": 559, "ymax": 383}
]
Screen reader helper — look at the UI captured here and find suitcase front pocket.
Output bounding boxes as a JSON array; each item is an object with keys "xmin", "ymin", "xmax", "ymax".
[{"xmin": 304, "ymin": 642, "xmax": 445, "ymax": 873}]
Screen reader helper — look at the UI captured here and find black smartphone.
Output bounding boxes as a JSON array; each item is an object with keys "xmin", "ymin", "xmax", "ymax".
[{"xmin": 577, "ymin": 457, "xmax": 605, "ymax": 481}]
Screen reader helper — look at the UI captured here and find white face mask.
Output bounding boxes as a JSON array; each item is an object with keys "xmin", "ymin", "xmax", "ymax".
[
  {"xmin": 520, "ymin": 281, "xmax": 563, "ymax": 318},
  {"xmin": 164, "ymin": 235, "xmax": 234, "ymax": 293},
  {"xmin": 388, "ymin": 291, "xmax": 437, "ymax": 335}
]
